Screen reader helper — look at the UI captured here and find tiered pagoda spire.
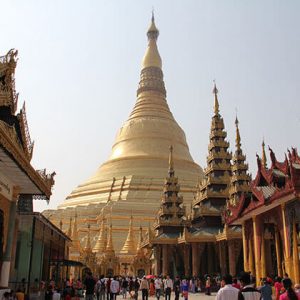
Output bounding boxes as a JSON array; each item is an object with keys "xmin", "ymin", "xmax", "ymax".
[
  {"xmin": 120, "ymin": 215, "xmax": 136, "ymax": 255},
  {"xmin": 93, "ymin": 214, "xmax": 107, "ymax": 255},
  {"xmin": 228, "ymin": 117, "xmax": 251, "ymax": 206},
  {"xmin": 154, "ymin": 146, "xmax": 186, "ymax": 233},
  {"xmin": 192, "ymin": 83, "xmax": 232, "ymax": 222}
]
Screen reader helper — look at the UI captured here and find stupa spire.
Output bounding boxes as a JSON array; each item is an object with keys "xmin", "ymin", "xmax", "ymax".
[
  {"xmin": 120, "ymin": 214, "xmax": 136, "ymax": 254},
  {"xmin": 93, "ymin": 213, "xmax": 107, "ymax": 254},
  {"xmin": 228, "ymin": 117, "xmax": 251, "ymax": 206},
  {"xmin": 235, "ymin": 116, "xmax": 241, "ymax": 151},
  {"xmin": 84, "ymin": 224, "xmax": 92, "ymax": 252},
  {"xmin": 142, "ymin": 12, "xmax": 161, "ymax": 69},
  {"xmin": 106, "ymin": 218, "xmax": 115, "ymax": 254},
  {"xmin": 168, "ymin": 145, "xmax": 174, "ymax": 177},
  {"xmin": 136, "ymin": 225, "xmax": 143, "ymax": 252},
  {"xmin": 154, "ymin": 147, "xmax": 186, "ymax": 233},
  {"xmin": 262, "ymin": 139, "xmax": 267, "ymax": 168},
  {"xmin": 213, "ymin": 81, "xmax": 219, "ymax": 115}
]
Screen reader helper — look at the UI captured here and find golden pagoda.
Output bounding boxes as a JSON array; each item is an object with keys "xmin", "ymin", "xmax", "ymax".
[
  {"xmin": 192, "ymin": 83, "xmax": 232, "ymax": 222},
  {"xmin": 228, "ymin": 117, "xmax": 251, "ymax": 206},
  {"xmin": 45, "ymin": 14, "xmax": 203, "ymax": 253}
]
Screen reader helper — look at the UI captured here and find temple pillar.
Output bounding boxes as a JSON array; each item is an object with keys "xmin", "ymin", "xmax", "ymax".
[
  {"xmin": 228, "ymin": 240, "xmax": 236, "ymax": 276},
  {"xmin": 274, "ymin": 227, "xmax": 283, "ymax": 277},
  {"xmin": 162, "ymin": 244, "xmax": 168, "ymax": 276},
  {"xmin": 192, "ymin": 243, "xmax": 199, "ymax": 276},
  {"xmin": 248, "ymin": 238, "xmax": 255, "ymax": 277},
  {"xmin": 281, "ymin": 203, "xmax": 293, "ymax": 278},
  {"xmin": 0, "ymin": 186, "xmax": 19, "ymax": 288},
  {"xmin": 261, "ymin": 233, "xmax": 266, "ymax": 278},
  {"xmin": 252, "ymin": 216, "xmax": 261, "ymax": 284},
  {"xmin": 293, "ymin": 220, "xmax": 299, "ymax": 284},
  {"xmin": 242, "ymin": 222, "xmax": 249, "ymax": 272}
]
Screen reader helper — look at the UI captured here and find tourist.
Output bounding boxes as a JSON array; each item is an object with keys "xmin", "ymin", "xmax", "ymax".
[
  {"xmin": 164, "ymin": 275, "xmax": 173, "ymax": 300},
  {"xmin": 121, "ymin": 277, "xmax": 129, "ymax": 299},
  {"xmin": 110, "ymin": 276, "xmax": 120, "ymax": 300},
  {"xmin": 45, "ymin": 285, "xmax": 53, "ymax": 300},
  {"xmin": 205, "ymin": 276, "xmax": 211, "ymax": 295},
  {"xmin": 174, "ymin": 276, "xmax": 181, "ymax": 300},
  {"xmin": 154, "ymin": 276, "xmax": 162, "ymax": 300},
  {"xmin": 239, "ymin": 272, "xmax": 261, "ymax": 300},
  {"xmin": 149, "ymin": 278, "xmax": 155, "ymax": 297},
  {"xmin": 280, "ymin": 278, "xmax": 300, "ymax": 300},
  {"xmin": 96, "ymin": 275, "xmax": 106, "ymax": 300},
  {"xmin": 189, "ymin": 278, "xmax": 196, "ymax": 293},
  {"xmin": 133, "ymin": 278, "xmax": 140, "ymax": 300},
  {"xmin": 106, "ymin": 277, "xmax": 112, "ymax": 300},
  {"xmin": 181, "ymin": 279, "xmax": 189, "ymax": 300},
  {"xmin": 52, "ymin": 288, "xmax": 61, "ymax": 300},
  {"xmin": 295, "ymin": 284, "xmax": 300, "ymax": 295},
  {"xmin": 232, "ymin": 278, "xmax": 241, "ymax": 290},
  {"xmin": 215, "ymin": 274, "xmax": 240, "ymax": 300},
  {"xmin": 275, "ymin": 277, "xmax": 284, "ymax": 300},
  {"xmin": 140, "ymin": 276, "xmax": 149, "ymax": 300},
  {"xmin": 259, "ymin": 279, "xmax": 272, "ymax": 300},
  {"xmin": 84, "ymin": 271, "xmax": 96, "ymax": 300},
  {"xmin": 15, "ymin": 289, "xmax": 24, "ymax": 300}
]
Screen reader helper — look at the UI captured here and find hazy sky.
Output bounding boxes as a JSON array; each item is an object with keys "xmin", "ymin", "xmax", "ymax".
[{"xmin": 2, "ymin": 1, "xmax": 299, "ymax": 212}]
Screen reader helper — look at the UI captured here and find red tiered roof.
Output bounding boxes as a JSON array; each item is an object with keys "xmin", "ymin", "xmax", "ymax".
[{"xmin": 225, "ymin": 147, "xmax": 300, "ymax": 224}]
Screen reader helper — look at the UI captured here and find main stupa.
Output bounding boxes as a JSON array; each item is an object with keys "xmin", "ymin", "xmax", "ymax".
[{"xmin": 45, "ymin": 15, "xmax": 203, "ymax": 252}]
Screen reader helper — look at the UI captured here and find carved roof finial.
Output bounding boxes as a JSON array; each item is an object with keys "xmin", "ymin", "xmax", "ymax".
[
  {"xmin": 168, "ymin": 145, "xmax": 174, "ymax": 176},
  {"xmin": 235, "ymin": 115, "xmax": 241, "ymax": 151},
  {"xmin": 213, "ymin": 80, "xmax": 219, "ymax": 115},
  {"xmin": 262, "ymin": 139, "xmax": 267, "ymax": 168}
]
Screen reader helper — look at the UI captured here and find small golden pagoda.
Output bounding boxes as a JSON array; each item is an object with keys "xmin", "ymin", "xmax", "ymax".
[{"xmin": 216, "ymin": 116, "xmax": 251, "ymax": 276}]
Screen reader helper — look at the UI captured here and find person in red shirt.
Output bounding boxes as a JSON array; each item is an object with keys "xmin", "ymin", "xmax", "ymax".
[
  {"xmin": 275, "ymin": 277, "xmax": 283, "ymax": 300},
  {"xmin": 232, "ymin": 278, "xmax": 241, "ymax": 290}
]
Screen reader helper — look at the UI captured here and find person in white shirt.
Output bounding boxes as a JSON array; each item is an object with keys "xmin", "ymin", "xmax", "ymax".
[
  {"xmin": 110, "ymin": 276, "xmax": 120, "ymax": 300},
  {"xmin": 216, "ymin": 274, "xmax": 240, "ymax": 300},
  {"xmin": 154, "ymin": 277, "xmax": 162, "ymax": 300},
  {"xmin": 164, "ymin": 276, "xmax": 173, "ymax": 300}
]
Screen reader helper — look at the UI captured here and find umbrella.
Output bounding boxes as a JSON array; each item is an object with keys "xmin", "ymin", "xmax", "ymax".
[{"xmin": 145, "ymin": 275, "xmax": 155, "ymax": 279}]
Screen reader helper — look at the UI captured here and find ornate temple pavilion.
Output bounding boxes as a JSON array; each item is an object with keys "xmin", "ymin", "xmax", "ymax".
[{"xmin": 0, "ymin": 50, "xmax": 57, "ymax": 292}]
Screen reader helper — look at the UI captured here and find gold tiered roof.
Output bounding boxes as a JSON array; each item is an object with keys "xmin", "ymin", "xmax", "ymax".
[
  {"xmin": 228, "ymin": 117, "xmax": 251, "ymax": 206},
  {"xmin": 192, "ymin": 84, "xmax": 232, "ymax": 221},
  {"xmin": 106, "ymin": 221, "xmax": 115, "ymax": 254}
]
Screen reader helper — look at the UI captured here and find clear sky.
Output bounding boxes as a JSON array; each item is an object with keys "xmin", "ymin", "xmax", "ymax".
[{"xmin": 1, "ymin": 1, "xmax": 299, "ymax": 212}]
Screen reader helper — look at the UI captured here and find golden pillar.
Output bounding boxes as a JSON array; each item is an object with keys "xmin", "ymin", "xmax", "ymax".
[
  {"xmin": 252, "ymin": 216, "xmax": 261, "ymax": 284},
  {"xmin": 242, "ymin": 222, "xmax": 249, "ymax": 272},
  {"xmin": 281, "ymin": 203, "xmax": 293, "ymax": 278},
  {"xmin": 293, "ymin": 220, "xmax": 299, "ymax": 284},
  {"xmin": 248, "ymin": 238, "xmax": 255, "ymax": 276},
  {"xmin": 274, "ymin": 227, "xmax": 283, "ymax": 277}
]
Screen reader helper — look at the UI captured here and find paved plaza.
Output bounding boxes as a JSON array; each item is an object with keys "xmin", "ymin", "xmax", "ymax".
[{"xmin": 116, "ymin": 293, "xmax": 217, "ymax": 300}]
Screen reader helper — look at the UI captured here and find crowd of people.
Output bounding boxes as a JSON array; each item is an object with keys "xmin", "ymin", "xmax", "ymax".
[{"xmin": 2, "ymin": 271, "xmax": 300, "ymax": 300}]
